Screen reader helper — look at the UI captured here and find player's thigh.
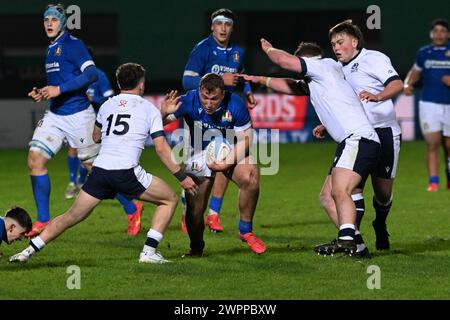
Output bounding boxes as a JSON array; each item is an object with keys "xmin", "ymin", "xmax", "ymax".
[
  {"xmin": 65, "ymin": 107, "xmax": 100, "ymax": 163},
  {"xmin": 29, "ymin": 111, "xmax": 66, "ymax": 159},
  {"xmin": 139, "ymin": 175, "xmax": 177, "ymax": 206},
  {"xmin": 419, "ymin": 101, "xmax": 444, "ymax": 137},
  {"xmin": 228, "ymin": 156, "xmax": 259, "ymax": 189},
  {"xmin": 373, "ymin": 128, "xmax": 401, "ymax": 179},
  {"xmin": 185, "ymin": 177, "xmax": 214, "ymax": 215},
  {"xmin": 331, "ymin": 167, "xmax": 362, "ymax": 194}
]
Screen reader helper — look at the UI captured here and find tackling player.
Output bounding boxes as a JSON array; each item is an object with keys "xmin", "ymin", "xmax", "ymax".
[
  {"xmin": 10, "ymin": 63, "xmax": 198, "ymax": 264},
  {"xmin": 0, "ymin": 207, "xmax": 32, "ymax": 251}
]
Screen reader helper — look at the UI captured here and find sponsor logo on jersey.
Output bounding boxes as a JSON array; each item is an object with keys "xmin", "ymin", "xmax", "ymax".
[
  {"xmin": 211, "ymin": 64, "xmax": 238, "ymax": 75},
  {"xmin": 351, "ymin": 63, "xmax": 359, "ymax": 73},
  {"xmin": 233, "ymin": 51, "xmax": 240, "ymax": 62},
  {"xmin": 424, "ymin": 59, "xmax": 450, "ymax": 69}
]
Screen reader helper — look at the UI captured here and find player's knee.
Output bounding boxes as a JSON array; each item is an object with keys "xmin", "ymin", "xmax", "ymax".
[
  {"xmin": 240, "ymin": 168, "xmax": 259, "ymax": 192},
  {"xmin": 331, "ymin": 188, "xmax": 347, "ymax": 203},
  {"xmin": 319, "ymin": 191, "xmax": 333, "ymax": 209},
  {"xmin": 27, "ymin": 150, "xmax": 48, "ymax": 172}
]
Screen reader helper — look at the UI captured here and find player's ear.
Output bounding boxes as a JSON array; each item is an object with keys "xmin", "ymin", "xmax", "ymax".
[{"xmin": 429, "ymin": 31, "xmax": 433, "ymax": 39}]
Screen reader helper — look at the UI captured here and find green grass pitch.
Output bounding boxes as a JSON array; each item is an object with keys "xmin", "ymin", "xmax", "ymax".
[{"xmin": 0, "ymin": 141, "xmax": 449, "ymax": 299}]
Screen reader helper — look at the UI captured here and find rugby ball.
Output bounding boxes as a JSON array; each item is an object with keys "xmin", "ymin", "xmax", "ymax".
[{"xmin": 206, "ymin": 137, "xmax": 231, "ymax": 163}]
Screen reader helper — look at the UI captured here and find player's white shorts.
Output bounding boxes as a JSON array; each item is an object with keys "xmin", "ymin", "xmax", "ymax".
[
  {"xmin": 419, "ymin": 101, "xmax": 450, "ymax": 137},
  {"xmin": 184, "ymin": 151, "xmax": 214, "ymax": 177},
  {"xmin": 29, "ymin": 106, "xmax": 100, "ymax": 162}
]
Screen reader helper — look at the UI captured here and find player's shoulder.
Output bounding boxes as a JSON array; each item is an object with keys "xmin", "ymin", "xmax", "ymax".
[
  {"xmin": 363, "ymin": 48, "xmax": 389, "ymax": 59},
  {"xmin": 227, "ymin": 91, "xmax": 246, "ymax": 110},
  {"xmin": 181, "ymin": 89, "xmax": 198, "ymax": 104},
  {"xmin": 192, "ymin": 36, "xmax": 211, "ymax": 51},
  {"xmin": 418, "ymin": 44, "xmax": 433, "ymax": 54}
]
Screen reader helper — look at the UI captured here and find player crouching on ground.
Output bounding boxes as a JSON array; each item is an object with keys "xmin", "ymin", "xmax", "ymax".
[{"xmin": 9, "ymin": 63, "xmax": 198, "ymax": 264}]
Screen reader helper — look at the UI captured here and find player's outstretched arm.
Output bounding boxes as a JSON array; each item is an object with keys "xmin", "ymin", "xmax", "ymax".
[
  {"xmin": 241, "ymin": 74, "xmax": 308, "ymax": 96},
  {"xmin": 28, "ymin": 87, "xmax": 43, "ymax": 102},
  {"xmin": 261, "ymin": 38, "xmax": 302, "ymax": 73},
  {"xmin": 92, "ymin": 124, "xmax": 102, "ymax": 143},
  {"xmin": 153, "ymin": 136, "xmax": 198, "ymax": 195}
]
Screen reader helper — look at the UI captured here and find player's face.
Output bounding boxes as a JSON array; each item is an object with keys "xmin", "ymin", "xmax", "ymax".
[
  {"xmin": 211, "ymin": 21, "xmax": 233, "ymax": 46},
  {"xmin": 431, "ymin": 25, "xmax": 449, "ymax": 46},
  {"xmin": 199, "ymin": 87, "xmax": 225, "ymax": 114},
  {"xmin": 330, "ymin": 33, "xmax": 359, "ymax": 63},
  {"xmin": 44, "ymin": 16, "xmax": 62, "ymax": 38},
  {"xmin": 6, "ymin": 223, "xmax": 27, "ymax": 244}
]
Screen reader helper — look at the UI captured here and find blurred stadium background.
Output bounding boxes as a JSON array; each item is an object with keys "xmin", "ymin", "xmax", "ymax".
[{"xmin": 0, "ymin": 0, "xmax": 447, "ymax": 147}]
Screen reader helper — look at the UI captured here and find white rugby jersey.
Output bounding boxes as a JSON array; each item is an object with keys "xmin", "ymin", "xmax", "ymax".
[
  {"xmin": 300, "ymin": 57, "xmax": 378, "ymax": 143},
  {"xmin": 341, "ymin": 48, "xmax": 401, "ymax": 136},
  {"xmin": 93, "ymin": 93, "xmax": 164, "ymax": 170}
]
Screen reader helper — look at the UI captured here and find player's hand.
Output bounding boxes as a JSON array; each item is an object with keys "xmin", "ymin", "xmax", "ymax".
[
  {"xmin": 239, "ymin": 74, "xmax": 260, "ymax": 83},
  {"xmin": 403, "ymin": 84, "xmax": 414, "ymax": 96},
  {"xmin": 9, "ymin": 247, "xmax": 35, "ymax": 263},
  {"xmin": 207, "ymin": 160, "xmax": 232, "ymax": 172},
  {"xmin": 28, "ymin": 87, "xmax": 43, "ymax": 102},
  {"xmin": 222, "ymin": 73, "xmax": 239, "ymax": 87},
  {"xmin": 161, "ymin": 90, "xmax": 181, "ymax": 116},
  {"xmin": 246, "ymin": 92, "xmax": 258, "ymax": 109},
  {"xmin": 40, "ymin": 86, "xmax": 61, "ymax": 100},
  {"xmin": 180, "ymin": 176, "xmax": 198, "ymax": 196},
  {"xmin": 442, "ymin": 75, "xmax": 450, "ymax": 87},
  {"xmin": 312, "ymin": 124, "xmax": 326, "ymax": 139},
  {"xmin": 260, "ymin": 38, "xmax": 274, "ymax": 54},
  {"xmin": 359, "ymin": 90, "xmax": 379, "ymax": 102}
]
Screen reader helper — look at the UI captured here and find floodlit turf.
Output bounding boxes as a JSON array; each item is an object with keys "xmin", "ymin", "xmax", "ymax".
[{"xmin": 0, "ymin": 141, "xmax": 449, "ymax": 299}]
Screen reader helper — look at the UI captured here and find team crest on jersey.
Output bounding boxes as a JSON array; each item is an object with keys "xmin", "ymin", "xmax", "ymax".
[
  {"xmin": 351, "ymin": 63, "xmax": 359, "ymax": 73},
  {"xmin": 119, "ymin": 100, "xmax": 127, "ymax": 107},
  {"xmin": 233, "ymin": 51, "xmax": 240, "ymax": 62},
  {"xmin": 55, "ymin": 45, "xmax": 62, "ymax": 56},
  {"xmin": 222, "ymin": 111, "xmax": 233, "ymax": 122},
  {"xmin": 191, "ymin": 162, "xmax": 200, "ymax": 171}
]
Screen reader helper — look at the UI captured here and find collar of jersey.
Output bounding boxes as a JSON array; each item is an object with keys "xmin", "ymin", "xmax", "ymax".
[
  {"xmin": 341, "ymin": 48, "xmax": 365, "ymax": 66},
  {"xmin": 208, "ymin": 34, "xmax": 233, "ymax": 51},
  {"xmin": 48, "ymin": 31, "xmax": 69, "ymax": 48}
]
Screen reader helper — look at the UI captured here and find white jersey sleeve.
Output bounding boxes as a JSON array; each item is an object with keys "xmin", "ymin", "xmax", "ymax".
[
  {"xmin": 147, "ymin": 104, "xmax": 165, "ymax": 139},
  {"xmin": 366, "ymin": 52, "xmax": 399, "ymax": 85},
  {"xmin": 300, "ymin": 57, "xmax": 328, "ymax": 80}
]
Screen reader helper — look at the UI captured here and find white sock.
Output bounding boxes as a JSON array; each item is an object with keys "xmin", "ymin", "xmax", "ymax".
[
  {"xmin": 208, "ymin": 210, "xmax": 218, "ymax": 216},
  {"xmin": 30, "ymin": 236, "xmax": 46, "ymax": 251}
]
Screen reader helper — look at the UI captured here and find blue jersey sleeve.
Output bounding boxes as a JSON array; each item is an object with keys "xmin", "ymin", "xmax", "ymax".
[
  {"xmin": 182, "ymin": 44, "xmax": 208, "ymax": 90},
  {"xmin": 97, "ymin": 72, "xmax": 114, "ymax": 99},
  {"xmin": 67, "ymin": 39, "xmax": 95, "ymax": 71},
  {"xmin": 231, "ymin": 94, "xmax": 251, "ymax": 130},
  {"xmin": 415, "ymin": 48, "xmax": 425, "ymax": 70}
]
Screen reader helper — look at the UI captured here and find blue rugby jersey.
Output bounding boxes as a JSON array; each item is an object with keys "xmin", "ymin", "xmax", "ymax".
[
  {"xmin": 415, "ymin": 43, "xmax": 450, "ymax": 104},
  {"xmin": 0, "ymin": 217, "xmax": 5, "ymax": 246},
  {"xmin": 183, "ymin": 34, "xmax": 251, "ymax": 94},
  {"xmin": 45, "ymin": 32, "xmax": 95, "ymax": 115},
  {"xmin": 174, "ymin": 89, "xmax": 251, "ymax": 152}
]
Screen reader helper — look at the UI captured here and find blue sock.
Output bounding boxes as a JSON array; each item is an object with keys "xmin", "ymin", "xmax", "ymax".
[
  {"xmin": 429, "ymin": 176, "xmax": 440, "ymax": 184},
  {"xmin": 116, "ymin": 193, "xmax": 137, "ymax": 215},
  {"xmin": 209, "ymin": 196, "xmax": 223, "ymax": 214},
  {"xmin": 239, "ymin": 219, "xmax": 253, "ymax": 236},
  {"xmin": 67, "ymin": 155, "xmax": 79, "ymax": 184},
  {"xmin": 78, "ymin": 160, "xmax": 88, "ymax": 184},
  {"xmin": 31, "ymin": 174, "xmax": 51, "ymax": 222}
]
